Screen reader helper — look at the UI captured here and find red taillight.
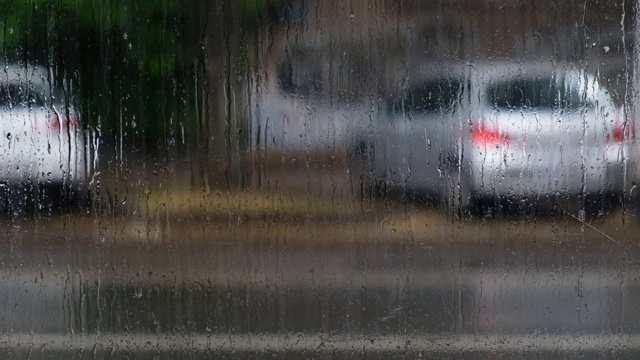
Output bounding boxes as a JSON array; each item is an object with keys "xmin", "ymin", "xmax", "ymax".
[
  {"xmin": 611, "ymin": 126, "xmax": 624, "ymax": 143},
  {"xmin": 607, "ymin": 121, "xmax": 635, "ymax": 144},
  {"xmin": 471, "ymin": 126, "xmax": 510, "ymax": 146},
  {"xmin": 48, "ymin": 110, "xmax": 79, "ymax": 134}
]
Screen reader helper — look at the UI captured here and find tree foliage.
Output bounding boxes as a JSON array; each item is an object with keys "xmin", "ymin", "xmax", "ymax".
[{"xmin": 0, "ymin": 0, "xmax": 200, "ymax": 140}]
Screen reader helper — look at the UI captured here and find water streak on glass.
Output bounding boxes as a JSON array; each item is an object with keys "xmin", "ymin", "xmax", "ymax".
[{"xmin": 0, "ymin": 1, "xmax": 638, "ymax": 359}]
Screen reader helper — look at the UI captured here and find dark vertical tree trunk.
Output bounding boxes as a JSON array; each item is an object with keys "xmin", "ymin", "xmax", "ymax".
[{"xmin": 195, "ymin": 0, "xmax": 252, "ymax": 192}]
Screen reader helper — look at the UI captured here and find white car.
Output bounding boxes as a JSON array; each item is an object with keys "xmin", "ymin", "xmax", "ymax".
[
  {"xmin": 355, "ymin": 62, "xmax": 631, "ymax": 217},
  {"xmin": 0, "ymin": 64, "xmax": 86, "ymax": 212}
]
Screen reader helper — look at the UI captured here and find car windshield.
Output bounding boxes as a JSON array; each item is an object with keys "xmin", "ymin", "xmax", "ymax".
[
  {"xmin": 391, "ymin": 78, "xmax": 463, "ymax": 116},
  {"xmin": 488, "ymin": 77, "xmax": 591, "ymax": 111},
  {"xmin": 0, "ymin": 83, "xmax": 46, "ymax": 108}
]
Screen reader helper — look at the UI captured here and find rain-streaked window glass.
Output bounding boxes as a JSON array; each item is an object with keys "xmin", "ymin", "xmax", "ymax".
[
  {"xmin": 0, "ymin": 84, "xmax": 42, "ymax": 108},
  {"xmin": 489, "ymin": 78, "xmax": 588, "ymax": 110},
  {"xmin": 0, "ymin": 0, "xmax": 639, "ymax": 359},
  {"xmin": 392, "ymin": 79, "xmax": 464, "ymax": 115}
]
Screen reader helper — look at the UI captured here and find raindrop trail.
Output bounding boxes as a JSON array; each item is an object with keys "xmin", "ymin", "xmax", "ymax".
[{"xmin": 565, "ymin": 211, "xmax": 623, "ymax": 248}]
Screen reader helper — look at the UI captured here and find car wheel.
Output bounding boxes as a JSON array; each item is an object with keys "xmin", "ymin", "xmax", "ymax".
[
  {"xmin": 581, "ymin": 192, "xmax": 619, "ymax": 221},
  {"xmin": 443, "ymin": 167, "xmax": 477, "ymax": 219},
  {"xmin": 37, "ymin": 183, "xmax": 89, "ymax": 214},
  {"xmin": 350, "ymin": 137, "xmax": 384, "ymax": 199},
  {"xmin": 0, "ymin": 184, "xmax": 29, "ymax": 216}
]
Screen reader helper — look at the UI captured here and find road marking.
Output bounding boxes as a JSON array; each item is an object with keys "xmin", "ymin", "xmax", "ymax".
[
  {"xmin": 3, "ymin": 267, "xmax": 637, "ymax": 289},
  {"xmin": 0, "ymin": 333, "xmax": 635, "ymax": 353}
]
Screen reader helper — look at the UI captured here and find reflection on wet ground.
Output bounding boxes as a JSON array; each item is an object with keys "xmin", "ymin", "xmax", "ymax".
[{"xmin": 0, "ymin": 205, "xmax": 639, "ymax": 358}]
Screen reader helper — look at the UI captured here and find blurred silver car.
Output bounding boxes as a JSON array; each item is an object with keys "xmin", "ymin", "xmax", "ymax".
[
  {"xmin": 0, "ymin": 64, "xmax": 86, "ymax": 212},
  {"xmin": 355, "ymin": 62, "xmax": 630, "ymax": 217}
]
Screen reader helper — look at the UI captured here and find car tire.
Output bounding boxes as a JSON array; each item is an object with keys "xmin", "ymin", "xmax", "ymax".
[
  {"xmin": 443, "ymin": 167, "xmax": 477, "ymax": 219},
  {"xmin": 581, "ymin": 192, "xmax": 618, "ymax": 221},
  {"xmin": 0, "ymin": 183, "xmax": 28, "ymax": 216},
  {"xmin": 36, "ymin": 182, "xmax": 89, "ymax": 214},
  {"xmin": 350, "ymin": 137, "xmax": 385, "ymax": 199},
  {"xmin": 0, "ymin": 182, "xmax": 88, "ymax": 217}
]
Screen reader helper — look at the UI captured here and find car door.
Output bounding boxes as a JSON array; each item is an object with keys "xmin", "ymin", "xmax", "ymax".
[{"xmin": 377, "ymin": 76, "xmax": 466, "ymax": 197}]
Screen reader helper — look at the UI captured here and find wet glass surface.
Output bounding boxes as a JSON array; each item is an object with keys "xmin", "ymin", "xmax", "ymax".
[{"xmin": 0, "ymin": 0, "xmax": 639, "ymax": 359}]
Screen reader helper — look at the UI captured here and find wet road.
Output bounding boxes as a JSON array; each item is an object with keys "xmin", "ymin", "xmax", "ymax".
[{"xmin": 0, "ymin": 209, "xmax": 639, "ymax": 359}]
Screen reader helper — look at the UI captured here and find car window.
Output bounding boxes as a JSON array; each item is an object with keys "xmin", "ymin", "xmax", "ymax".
[
  {"xmin": 391, "ymin": 79, "xmax": 464, "ymax": 116},
  {"xmin": 488, "ymin": 77, "xmax": 592, "ymax": 111},
  {"xmin": 0, "ymin": 83, "xmax": 45, "ymax": 108}
]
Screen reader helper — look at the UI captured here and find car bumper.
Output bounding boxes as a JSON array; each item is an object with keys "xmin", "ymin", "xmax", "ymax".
[
  {"xmin": 467, "ymin": 146, "xmax": 622, "ymax": 198},
  {"xmin": 0, "ymin": 139, "xmax": 86, "ymax": 185}
]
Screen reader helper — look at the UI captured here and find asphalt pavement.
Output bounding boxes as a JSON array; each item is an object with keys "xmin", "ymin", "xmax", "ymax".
[{"xmin": 1, "ymin": 167, "xmax": 640, "ymax": 359}]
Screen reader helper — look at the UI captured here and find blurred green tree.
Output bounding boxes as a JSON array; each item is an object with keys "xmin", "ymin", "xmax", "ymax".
[{"xmin": 0, "ymin": 0, "xmax": 285, "ymax": 188}]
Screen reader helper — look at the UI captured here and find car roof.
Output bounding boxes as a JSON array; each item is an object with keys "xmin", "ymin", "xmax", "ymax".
[
  {"xmin": 0, "ymin": 64, "xmax": 59, "ymax": 104},
  {"xmin": 385, "ymin": 61, "xmax": 613, "ymax": 109},
  {"xmin": 472, "ymin": 61, "xmax": 590, "ymax": 81},
  {"xmin": 0, "ymin": 64, "xmax": 50, "ymax": 87},
  {"xmin": 398, "ymin": 61, "xmax": 605, "ymax": 98},
  {"xmin": 404, "ymin": 61, "xmax": 593, "ymax": 84},
  {"xmin": 0, "ymin": 64, "xmax": 52, "ymax": 97}
]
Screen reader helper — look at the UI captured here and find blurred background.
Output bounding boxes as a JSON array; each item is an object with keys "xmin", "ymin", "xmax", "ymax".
[{"xmin": 0, "ymin": 0, "xmax": 640, "ymax": 359}]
